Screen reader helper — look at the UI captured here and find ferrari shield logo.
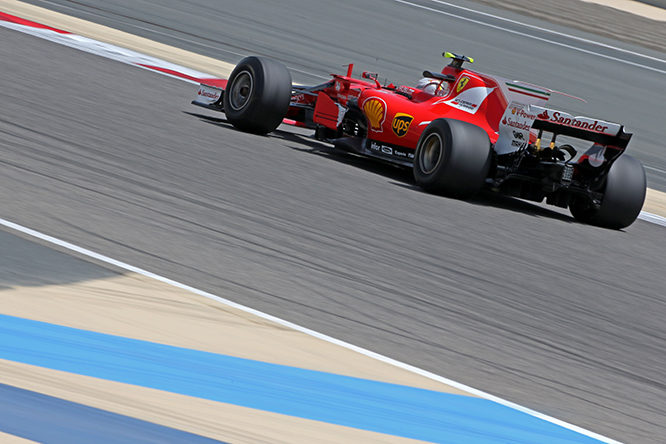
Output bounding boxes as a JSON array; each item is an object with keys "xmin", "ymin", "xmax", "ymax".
[
  {"xmin": 456, "ymin": 76, "xmax": 470, "ymax": 93},
  {"xmin": 391, "ymin": 113, "xmax": 414, "ymax": 137}
]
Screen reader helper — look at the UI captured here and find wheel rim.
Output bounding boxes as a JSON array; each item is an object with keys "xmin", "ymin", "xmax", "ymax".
[
  {"xmin": 228, "ymin": 70, "xmax": 253, "ymax": 111},
  {"xmin": 419, "ymin": 133, "xmax": 443, "ymax": 174}
]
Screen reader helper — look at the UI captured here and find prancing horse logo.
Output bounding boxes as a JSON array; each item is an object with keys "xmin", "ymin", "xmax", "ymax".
[{"xmin": 456, "ymin": 76, "xmax": 470, "ymax": 93}]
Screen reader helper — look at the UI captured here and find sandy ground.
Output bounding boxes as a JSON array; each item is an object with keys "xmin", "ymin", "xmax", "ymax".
[
  {"xmin": 0, "ymin": 266, "xmax": 474, "ymax": 444},
  {"xmin": 0, "ymin": 360, "xmax": 428, "ymax": 444},
  {"xmin": 0, "ymin": 272, "xmax": 468, "ymax": 393},
  {"xmin": 0, "ymin": 432, "xmax": 37, "ymax": 444},
  {"xmin": 644, "ymin": 188, "xmax": 666, "ymax": 215},
  {"xmin": 0, "ymin": 1, "xmax": 662, "ymax": 441},
  {"xmin": 0, "ymin": 269, "xmax": 462, "ymax": 442},
  {"xmin": 581, "ymin": 0, "xmax": 666, "ymax": 20}
]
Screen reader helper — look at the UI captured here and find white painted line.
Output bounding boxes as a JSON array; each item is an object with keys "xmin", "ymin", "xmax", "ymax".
[
  {"xmin": 645, "ymin": 165, "xmax": 666, "ymax": 175},
  {"xmin": 423, "ymin": 0, "xmax": 666, "ymax": 65},
  {"xmin": 0, "ymin": 20, "xmax": 212, "ymax": 84},
  {"xmin": 392, "ymin": 0, "xmax": 666, "ymax": 75},
  {"xmin": 638, "ymin": 211, "xmax": 666, "ymax": 226},
  {"xmin": 0, "ymin": 217, "xmax": 621, "ymax": 444}
]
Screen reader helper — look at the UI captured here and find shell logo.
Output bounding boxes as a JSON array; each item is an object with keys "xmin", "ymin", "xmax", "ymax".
[{"xmin": 363, "ymin": 98, "xmax": 387, "ymax": 132}]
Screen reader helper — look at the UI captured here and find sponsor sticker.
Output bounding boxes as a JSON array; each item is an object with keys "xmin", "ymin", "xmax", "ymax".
[
  {"xmin": 194, "ymin": 84, "xmax": 222, "ymax": 105},
  {"xmin": 582, "ymin": 144, "xmax": 607, "ymax": 167},
  {"xmin": 495, "ymin": 102, "xmax": 537, "ymax": 155},
  {"xmin": 391, "ymin": 113, "xmax": 414, "ymax": 137},
  {"xmin": 534, "ymin": 108, "xmax": 618, "ymax": 135},
  {"xmin": 363, "ymin": 97, "xmax": 387, "ymax": 132},
  {"xmin": 436, "ymin": 86, "xmax": 494, "ymax": 114},
  {"xmin": 394, "ymin": 147, "xmax": 415, "ymax": 160},
  {"xmin": 368, "ymin": 141, "xmax": 414, "ymax": 160},
  {"xmin": 369, "ymin": 141, "xmax": 386, "ymax": 153},
  {"xmin": 588, "ymin": 146, "xmax": 606, "ymax": 167}
]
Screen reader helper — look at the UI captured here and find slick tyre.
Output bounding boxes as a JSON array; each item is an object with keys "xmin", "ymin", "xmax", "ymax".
[
  {"xmin": 570, "ymin": 154, "xmax": 646, "ymax": 229},
  {"xmin": 223, "ymin": 56, "xmax": 292, "ymax": 134},
  {"xmin": 413, "ymin": 119, "xmax": 491, "ymax": 198}
]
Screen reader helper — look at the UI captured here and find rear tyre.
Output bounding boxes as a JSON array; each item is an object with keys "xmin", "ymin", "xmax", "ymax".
[
  {"xmin": 223, "ymin": 56, "xmax": 292, "ymax": 134},
  {"xmin": 413, "ymin": 119, "xmax": 491, "ymax": 198},
  {"xmin": 570, "ymin": 154, "xmax": 646, "ymax": 229}
]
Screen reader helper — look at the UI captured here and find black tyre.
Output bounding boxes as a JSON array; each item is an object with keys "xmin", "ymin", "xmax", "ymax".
[
  {"xmin": 570, "ymin": 154, "xmax": 646, "ymax": 229},
  {"xmin": 223, "ymin": 56, "xmax": 292, "ymax": 134},
  {"xmin": 413, "ymin": 119, "xmax": 491, "ymax": 197}
]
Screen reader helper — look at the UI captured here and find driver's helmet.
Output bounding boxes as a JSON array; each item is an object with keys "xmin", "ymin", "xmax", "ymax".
[{"xmin": 416, "ymin": 77, "xmax": 449, "ymax": 96}]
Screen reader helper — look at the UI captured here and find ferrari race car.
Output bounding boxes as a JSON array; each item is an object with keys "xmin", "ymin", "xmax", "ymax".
[{"xmin": 192, "ymin": 52, "xmax": 646, "ymax": 229}]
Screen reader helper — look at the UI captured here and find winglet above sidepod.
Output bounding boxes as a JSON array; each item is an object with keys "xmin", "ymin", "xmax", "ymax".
[{"xmin": 443, "ymin": 51, "xmax": 474, "ymax": 69}]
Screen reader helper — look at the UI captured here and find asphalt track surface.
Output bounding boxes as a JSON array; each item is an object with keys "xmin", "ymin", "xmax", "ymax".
[
  {"xmin": 16, "ymin": 0, "xmax": 666, "ymax": 191},
  {"xmin": 1, "ymin": 3, "xmax": 665, "ymax": 444}
]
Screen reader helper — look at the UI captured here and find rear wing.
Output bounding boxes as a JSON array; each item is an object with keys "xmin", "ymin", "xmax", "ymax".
[
  {"xmin": 530, "ymin": 106, "xmax": 631, "ymax": 148},
  {"xmin": 495, "ymin": 103, "xmax": 632, "ymax": 155}
]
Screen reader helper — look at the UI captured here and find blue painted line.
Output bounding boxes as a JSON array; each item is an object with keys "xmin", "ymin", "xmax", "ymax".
[
  {"xmin": 0, "ymin": 382, "xmax": 225, "ymax": 444},
  {"xmin": 0, "ymin": 314, "xmax": 603, "ymax": 443}
]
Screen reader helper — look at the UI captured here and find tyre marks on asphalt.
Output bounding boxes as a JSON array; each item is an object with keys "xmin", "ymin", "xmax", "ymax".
[
  {"xmin": 0, "ymin": 229, "xmax": 612, "ymax": 443},
  {"xmin": 0, "ymin": 2, "xmax": 660, "ymax": 440},
  {"xmin": 2, "ymin": 4, "xmax": 665, "ymax": 221}
]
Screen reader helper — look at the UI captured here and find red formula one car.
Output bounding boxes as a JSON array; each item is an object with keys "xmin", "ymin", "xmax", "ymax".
[{"xmin": 192, "ymin": 52, "xmax": 646, "ymax": 229}]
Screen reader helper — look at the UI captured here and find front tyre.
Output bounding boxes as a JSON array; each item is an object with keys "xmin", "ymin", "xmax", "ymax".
[
  {"xmin": 570, "ymin": 154, "xmax": 646, "ymax": 229},
  {"xmin": 413, "ymin": 119, "xmax": 491, "ymax": 198},
  {"xmin": 223, "ymin": 56, "xmax": 292, "ymax": 134}
]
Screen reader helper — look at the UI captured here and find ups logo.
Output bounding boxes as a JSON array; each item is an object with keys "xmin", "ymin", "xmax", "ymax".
[
  {"xmin": 392, "ymin": 113, "xmax": 414, "ymax": 137},
  {"xmin": 456, "ymin": 76, "xmax": 470, "ymax": 93}
]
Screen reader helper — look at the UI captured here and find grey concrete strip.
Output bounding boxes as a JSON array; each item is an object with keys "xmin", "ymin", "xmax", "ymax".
[
  {"xmin": 639, "ymin": 0, "xmax": 666, "ymax": 8},
  {"xmin": 0, "ymin": 383, "xmax": 226, "ymax": 444},
  {"xmin": 0, "ymin": 360, "xmax": 429, "ymax": 444},
  {"xmin": 1, "ymin": 9, "xmax": 665, "ymax": 444},
  {"xmin": 0, "ymin": 230, "xmax": 116, "ymax": 289}
]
